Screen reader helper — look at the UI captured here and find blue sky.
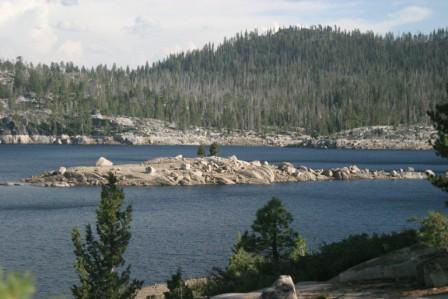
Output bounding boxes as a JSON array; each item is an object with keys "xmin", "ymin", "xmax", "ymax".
[{"xmin": 0, "ymin": 0, "xmax": 446, "ymax": 67}]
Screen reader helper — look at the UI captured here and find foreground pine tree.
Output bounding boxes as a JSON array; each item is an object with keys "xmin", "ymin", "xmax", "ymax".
[
  {"xmin": 71, "ymin": 173, "xmax": 143, "ymax": 299},
  {"xmin": 164, "ymin": 268, "xmax": 193, "ymax": 299},
  {"xmin": 239, "ymin": 197, "xmax": 301, "ymax": 263},
  {"xmin": 428, "ymin": 83, "xmax": 448, "ymax": 193}
]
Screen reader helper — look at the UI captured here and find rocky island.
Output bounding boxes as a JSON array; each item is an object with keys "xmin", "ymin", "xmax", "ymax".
[{"xmin": 22, "ymin": 155, "xmax": 431, "ymax": 187}]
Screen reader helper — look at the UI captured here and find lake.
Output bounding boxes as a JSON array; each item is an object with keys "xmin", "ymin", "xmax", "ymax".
[{"xmin": 0, "ymin": 145, "xmax": 447, "ymax": 298}]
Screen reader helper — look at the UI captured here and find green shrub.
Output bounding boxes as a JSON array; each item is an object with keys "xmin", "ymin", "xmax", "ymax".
[
  {"xmin": 197, "ymin": 144, "xmax": 206, "ymax": 157},
  {"xmin": 417, "ymin": 212, "xmax": 448, "ymax": 249},
  {"xmin": 0, "ymin": 268, "xmax": 35, "ymax": 299},
  {"xmin": 227, "ymin": 248, "xmax": 263, "ymax": 280},
  {"xmin": 209, "ymin": 142, "xmax": 220, "ymax": 156},
  {"xmin": 204, "ymin": 198, "xmax": 303, "ymax": 295},
  {"xmin": 289, "ymin": 235, "xmax": 307, "ymax": 262},
  {"xmin": 200, "ymin": 200, "xmax": 418, "ymax": 297},
  {"xmin": 164, "ymin": 269, "xmax": 193, "ymax": 299}
]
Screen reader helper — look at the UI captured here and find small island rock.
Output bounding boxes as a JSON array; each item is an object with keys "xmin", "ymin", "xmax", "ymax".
[{"xmin": 96, "ymin": 157, "xmax": 113, "ymax": 167}]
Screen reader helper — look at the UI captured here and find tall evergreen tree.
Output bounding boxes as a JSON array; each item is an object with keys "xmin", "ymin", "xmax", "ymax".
[
  {"xmin": 242, "ymin": 197, "xmax": 298, "ymax": 263},
  {"xmin": 71, "ymin": 173, "xmax": 143, "ymax": 299},
  {"xmin": 428, "ymin": 83, "xmax": 448, "ymax": 192}
]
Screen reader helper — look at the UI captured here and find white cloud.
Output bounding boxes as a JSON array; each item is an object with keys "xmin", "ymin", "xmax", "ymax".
[
  {"xmin": 123, "ymin": 16, "xmax": 161, "ymax": 36},
  {"xmin": 0, "ymin": 1, "xmax": 58, "ymax": 56},
  {"xmin": 58, "ymin": 40, "xmax": 83, "ymax": 61},
  {"xmin": 28, "ymin": 6, "xmax": 58, "ymax": 53},
  {"xmin": 55, "ymin": 20, "xmax": 87, "ymax": 32},
  {"xmin": 0, "ymin": 0, "xmax": 40, "ymax": 25},
  {"xmin": 387, "ymin": 5, "xmax": 432, "ymax": 27},
  {"xmin": 0, "ymin": 0, "xmax": 439, "ymax": 67},
  {"xmin": 328, "ymin": 5, "xmax": 432, "ymax": 33},
  {"xmin": 60, "ymin": 0, "xmax": 79, "ymax": 6}
]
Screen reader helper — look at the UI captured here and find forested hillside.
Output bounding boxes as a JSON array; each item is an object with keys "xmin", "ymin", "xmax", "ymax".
[{"xmin": 1, "ymin": 26, "xmax": 447, "ymax": 135}]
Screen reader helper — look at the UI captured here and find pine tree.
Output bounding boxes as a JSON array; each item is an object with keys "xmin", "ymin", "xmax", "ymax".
[
  {"xmin": 417, "ymin": 212, "xmax": 448, "ymax": 249},
  {"xmin": 71, "ymin": 173, "xmax": 143, "ymax": 299},
  {"xmin": 209, "ymin": 142, "xmax": 220, "ymax": 156},
  {"xmin": 163, "ymin": 269, "xmax": 193, "ymax": 299},
  {"xmin": 197, "ymin": 144, "xmax": 206, "ymax": 157},
  {"xmin": 242, "ymin": 197, "xmax": 298, "ymax": 263},
  {"xmin": 428, "ymin": 83, "xmax": 448, "ymax": 192}
]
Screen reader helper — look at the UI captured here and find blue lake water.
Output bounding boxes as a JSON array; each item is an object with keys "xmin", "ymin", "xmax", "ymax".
[{"xmin": 0, "ymin": 145, "xmax": 447, "ymax": 298}]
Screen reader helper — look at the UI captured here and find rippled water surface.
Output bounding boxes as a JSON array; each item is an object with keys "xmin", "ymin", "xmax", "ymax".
[{"xmin": 0, "ymin": 145, "xmax": 447, "ymax": 298}]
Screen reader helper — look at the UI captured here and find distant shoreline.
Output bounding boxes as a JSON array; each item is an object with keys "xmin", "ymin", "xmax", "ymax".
[
  {"xmin": 0, "ymin": 112, "xmax": 435, "ymax": 150},
  {"xmin": 0, "ymin": 127, "xmax": 434, "ymax": 151},
  {"xmin": 0, "ymin": 142, "xmax": 435, "ymax": 151}
]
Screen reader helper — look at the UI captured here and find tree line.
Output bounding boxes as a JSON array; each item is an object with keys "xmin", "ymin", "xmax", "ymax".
[{"xmin": 1, "ymin": 26, "xmax": 448, "ymax": 135}]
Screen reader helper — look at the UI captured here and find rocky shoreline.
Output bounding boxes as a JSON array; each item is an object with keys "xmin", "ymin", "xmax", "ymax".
[
  {"xmin": 136, "ymin": 245, "xmax": 448, "ymax": 299},
  {"xmin": 22, "ymin": 155, "xmax": 431, "ymax": 188},
  {"xmin": 0, "ymin": 113, "xmax": 435, "ymax": 149}
]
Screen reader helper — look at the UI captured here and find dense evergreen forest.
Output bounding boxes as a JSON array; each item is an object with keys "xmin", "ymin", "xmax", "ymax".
[{"xmin": 0, "ymin": 25, "xmax": 447, "ymax": 135}]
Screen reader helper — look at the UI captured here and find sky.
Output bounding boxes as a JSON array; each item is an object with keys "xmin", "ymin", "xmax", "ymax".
[{"xmin": 0, "ymin": 0, "xmax": 446, "ymax": 67}]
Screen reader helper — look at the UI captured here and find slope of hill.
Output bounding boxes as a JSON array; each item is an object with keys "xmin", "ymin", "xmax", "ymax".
[{"xmin": 0, "ymin": 25, "xmax": 447, "ymax": 137}]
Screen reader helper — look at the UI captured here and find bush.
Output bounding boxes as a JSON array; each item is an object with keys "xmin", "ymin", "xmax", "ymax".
[
  {"xmin": 197, "ymin": 144, "xmax": 206, "ymax": 157},
  {"xmin": 289, "ymin": 235, "xmax": 307, "ymax": 262},
  {"xmin": 417, "ymin": 212, "xmax": 448, "ymax": 249},
  {"xmin": 200, "ymin": 199, "xmax": 418, "ymax": 297},
  {"xmin": 204, "ymin": 198, "xmax": 302, "ymax": 295},
  {"xmin": 209, "ymin": 142, "xmax": 220, "ymax": 156},
  {"xmin": 227, "ymin": 248, "xmax": 263, "ymax": 280},
  {"xmin": 0, "ymin": 268, "xmax": 34, "ymax": 299},
  {"xmin": 164, "ymin": 269, "xmax": 193, "ymax": 299}
]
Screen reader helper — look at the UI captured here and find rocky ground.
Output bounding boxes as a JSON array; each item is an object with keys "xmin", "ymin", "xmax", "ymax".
[
  {"xmin": 21, "ymin": 155, "xmax": 431, "ymax": 187},
  {"xmin": 0, "ymin": 111, "xmax": 300, "ymax": 146},
  {"xmin": 139, "ymin": 277, "xmax": 448, "ymax": 299},
  {"xmin": 0, "ymin": 111, "xmax": 436, "ymax": 149},
  {"xmin": 207, "ymin": 281, "xmax": 448, "ymax": 299},
  {"xmin": 207, "ymin": 245, "xmax": 448, "ymax": 299},
  {"xmin": 292, "ymin": 125, "xmax": 435, "ymax": 150}
]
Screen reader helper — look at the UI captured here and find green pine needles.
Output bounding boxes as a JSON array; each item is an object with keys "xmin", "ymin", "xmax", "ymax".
[
  {"xmin": 71, "ymin": 173, "xmax": 143, "ymax": 299},
  {"xmin": 242, "ymin": 197, "xmax": 302, "ymax": 263},
  {"xmin": 209, "ymin": 142, "xmax": 220, "ymax": 157},
  {"xmin": 164, "ymin": 269, "xmax": 193, "ymax": 299},
  {"xmin": 428, "ymin": 83, "xmax": 448, "ymax": 193},
  {"xmin": 0, "ymin": 268, "xmax": 34, "ymax": 299},
  {"xmin": 197, "ymin": 144, "xmax": 206, "ymax": 157}
]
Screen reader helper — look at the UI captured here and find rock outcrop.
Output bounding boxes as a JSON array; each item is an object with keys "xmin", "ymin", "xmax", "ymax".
[
  {"xmin": 22, "ymin": 155, "xmax": 430, "ymax": 187},
  {"xmin": 331, "ymin": 245, "xmax": 448, "ymax": 288},
  {"xmin": 208, "ymin": 280, "xmax": 448, "ymax": 299},
  {"xmin": 261, "ymin": 276, "xmax": 297, "ymax": 299},
  {"xmin": 0, "ymin": 111, "xmax": 435, "ymax": 149},
  {"xmin": 419, "ymin": 252, "xmax": 448, "ymax": 287},
  {"xmin": 289, "ymin": 125, "xmax": 435, "ymax": 150},
  {"xmin": 96, "ymin": 157, "xmax": 113, "ymax": 167}
]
